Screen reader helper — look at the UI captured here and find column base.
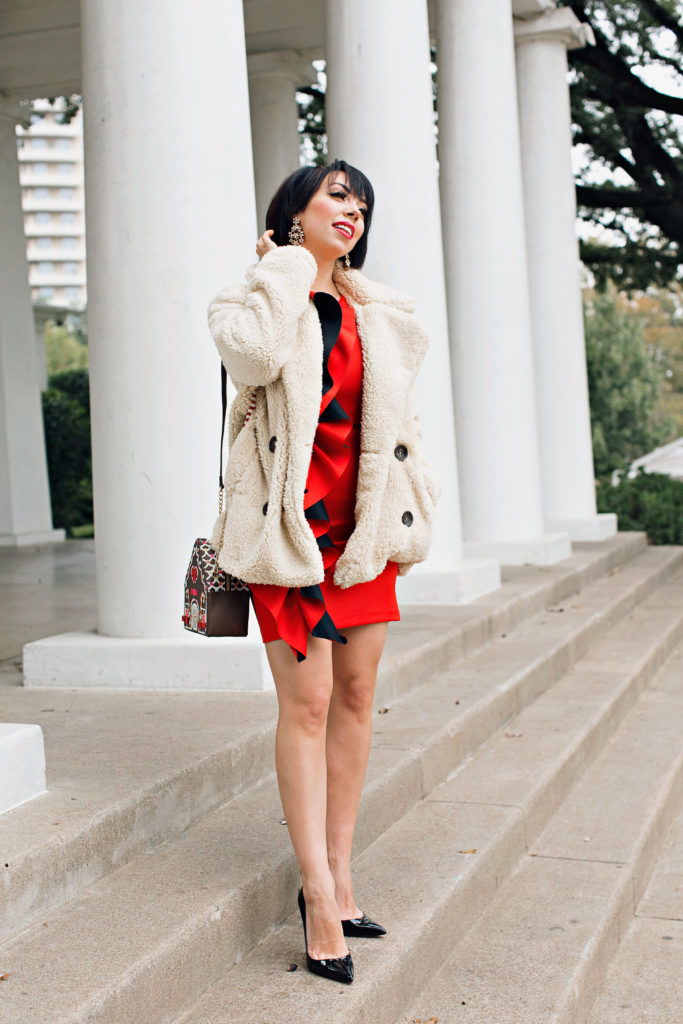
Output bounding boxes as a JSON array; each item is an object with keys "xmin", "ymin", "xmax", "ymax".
[
  {"xmin": 0, "ymin": 528, "xmax": 66, "ymax": 547},
  {"xmin": 464, "ymin": 530, "xmax": 571, "ymax": 565},
  {"xmin": 396, "ymin": 557, "xmax": 501, "ymax": 605},
  {"xmin": 0, "ymin": 724, "xmax": 47, "ymax": 815},
  {"xmin": 22, "ymin": 630, "xmax": 273, "ymax": 691},
  {"xmin": 547, "ymin": 512, "xmax": 617, "ymax": 542}
]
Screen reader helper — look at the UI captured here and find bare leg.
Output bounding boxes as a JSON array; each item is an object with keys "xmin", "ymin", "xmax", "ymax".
[
  {"xmin": 265, "ymin": 636, "xmax": 349, "ymax": 959},
  {"xmin": 326, "ymin": 622, "xmax": 389, "ymax": 918}
]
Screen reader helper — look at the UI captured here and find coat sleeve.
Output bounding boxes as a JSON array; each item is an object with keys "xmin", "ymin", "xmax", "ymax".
[{"xmin": 207, "ymin": 245, "xmax": 318, "ymax": 386}]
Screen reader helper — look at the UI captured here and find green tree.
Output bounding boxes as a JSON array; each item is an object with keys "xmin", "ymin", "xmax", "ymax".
[
  {"xmin": 45, "ymin": 319, "xmax": 89, "ymax": 376},
  {"xmin": 20, "ymin": 94, "xmax": 81, "ymax": 130},
  {"xmin": 297, "ymin": 84, "xmax": 327, "ymax": 166},
  {"xmin": 627, "ymin": 283, "xmax": 683, "ymax": 433},
  {"xmin": 597, "ymin": 468, "xmax": 683, "ymax": 543},
  {"xmin": 584, "ymin": 286, "xmax": 675, "ymax": 476},
  {"xmin": 561, "ymin": 0, "xmax": 683, "ymax": 290},
  {"xmin": 41, "ymin": 369, "xmax": 93, "ymax": 535}
]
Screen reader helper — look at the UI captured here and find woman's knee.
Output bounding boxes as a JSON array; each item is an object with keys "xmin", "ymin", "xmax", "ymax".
[
  {"xmin": 277, "ymin": 680, "xmax": 333, "ymax": 732},
  {"xmin": 333, "ymin": 670, "xmax": 376, "ymax": 718}
]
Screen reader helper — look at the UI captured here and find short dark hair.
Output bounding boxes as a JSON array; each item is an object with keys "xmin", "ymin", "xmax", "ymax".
[{"xmin": 265, "ymin": 158, "xmax": 375, "ymax": 269}]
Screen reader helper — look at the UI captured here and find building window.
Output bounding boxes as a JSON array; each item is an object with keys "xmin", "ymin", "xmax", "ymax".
[
  {"xmin": 57, "ymin": 163, "xmax": 72, "ymax": 175},
  {"xmin": 32, "ymin": 162, "xmax": 49, "ymax": 174},
  {"xmin": 64, "ymin": 287, "xmax": 80, "ymax": 300},
  {"xmin": 61, "ymin": 237, "xmax": 77, "ymax": 249},
  {"xmin": 33, "ymin": 187, "xmax": 50, "ymax": 199},
  {"xmin": 63, "ymin": 262, "xmax": 79, "ymax": 275},
  {"xmin": 38, "ymin": 287, "xmax": 55, "ymax": 299},
  {"xmin": 35, "ymin": 211, "xmax": 51, "ymax": 224},
  {"xmin": 58, "ymin": 187, "xmax": 74, "ymax": 199},
  {"xmin": 31, "ymin": 138, "xmax": 48, "ymax": 149},
  {"xmin": 60, "ymin": 211, "xmax": 76, "ymax": 224},
  {"xmin": 37, "ymin": 261, "xmax": 54, "ymax": 274},
  {"xmin": 36, "ymin": 237, "xmax": 52, "ymax": 249},
  {"xmin": 55, "ymin": 138, "xmax": 71, "ymax": 151}
]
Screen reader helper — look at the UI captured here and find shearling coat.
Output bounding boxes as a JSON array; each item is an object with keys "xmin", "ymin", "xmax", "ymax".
[{"xmin": 206, "ymin": 245, "xmax": 440, "ymax": 589}]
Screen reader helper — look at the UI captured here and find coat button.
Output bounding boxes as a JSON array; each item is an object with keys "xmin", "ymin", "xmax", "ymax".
[
  {"xmin": 262, "ymin": 502, "xmax": 268, "ymax": 515},
  {"xmin": 402, "ymin": 511, "xmax": 413, "ymax": 527},
  {"xmin": 269, "ymin": 436, "xmax": 277, "ymax": 452},
  {"xmin": 394, "ymin": 444, "xmax": 408, "ymax": 461}
]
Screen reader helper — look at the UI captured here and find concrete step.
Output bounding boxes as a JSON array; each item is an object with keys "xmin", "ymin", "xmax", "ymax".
[
  {"xmin": 1, "ymin": 554, "xmax": 677, "ymax": 1023},
  {"xmin": 0, "ymin": 533, "xmax": 654, "ymax": 941},
  {"xmin": 588, "ymin": 743, "xmax": 683, "ymax": 1024},
  {"xmin": 405, "ymin": 646, "xmax": 683, "ymax": 1024},
  {"xmin": 171, "ymin": 579, "xmax": 683, "ymax": 1024}
]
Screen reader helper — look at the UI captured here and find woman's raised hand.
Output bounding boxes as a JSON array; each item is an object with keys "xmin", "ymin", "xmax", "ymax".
[{"xmin": 256, "ymin": 229, "xmax": 277, "ymax": 259}]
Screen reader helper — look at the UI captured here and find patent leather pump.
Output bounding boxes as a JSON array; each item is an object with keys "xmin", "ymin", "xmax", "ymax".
[
  {"xmin": 297, "ymin": 887, "xmax": 354, "ymax": 984},
  {"xmin": 341, "ymin": 912, "xmax": 387, "ymax": 938}
]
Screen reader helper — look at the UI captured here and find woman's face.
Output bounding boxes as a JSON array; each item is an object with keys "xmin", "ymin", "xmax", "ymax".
[{"xmin": 296, "ymin": 173, "xmax": 367, "ymax": 263}]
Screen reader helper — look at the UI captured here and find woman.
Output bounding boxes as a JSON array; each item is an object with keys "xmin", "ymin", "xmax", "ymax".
[{"xmin": 207, "ymin": 159, "xmax": 439, "ymax": 984}]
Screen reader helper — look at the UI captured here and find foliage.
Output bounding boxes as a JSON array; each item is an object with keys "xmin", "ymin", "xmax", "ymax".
[
  {"xmin": 560, "ymin": 0, "xmax": 683, "ymax": 290},
  {"xmin": 20, "ymin": 94, "xmax": 81, "ymax": 131},
  {"xmin": 45, "ymin": 318, "xmax": 89, "ymax": 377},
  {"xmin": 41, "ymin": 369, "xmax": 93, "ymax": 535},
  {"xmin": 626, "ymin": 282, "xmax": 683, "ymax": 433},
  {"xmin": 297, "ymin": 83, "xmax": 327, "ymax": 166},
  {"xmin": 597, "ymin": 467, "xmax": 683, "ymax": 543},
  {"xmin": 584, "ymin": 285, "xmax": 675, "ymax": 475}
]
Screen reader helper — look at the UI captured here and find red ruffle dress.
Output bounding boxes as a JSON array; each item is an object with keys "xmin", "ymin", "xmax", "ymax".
[{"xmin": 249, "ymin": 291, "xmax": 399, "ymax": 661}]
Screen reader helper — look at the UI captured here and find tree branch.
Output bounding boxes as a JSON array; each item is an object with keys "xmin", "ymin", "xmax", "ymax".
[
  {"xmin": 565, "ymin": 0, "xmax": 683, "ymax": 115},
  {"xmin": 571, "ymin": 47, "xmax": 683, "ymax": 116},
  {"xmin": 638, "ymin": 0, "xmax": 683, "ymax": 49},
  {"xmin": 576, "ymin": 185, "xmax": 662, "ymax": 209}
]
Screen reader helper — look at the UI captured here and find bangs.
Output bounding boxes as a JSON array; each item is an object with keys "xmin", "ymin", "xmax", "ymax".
[{"xmin": 325, "ymin": 158, "xmax": 374, "ymax": 211}]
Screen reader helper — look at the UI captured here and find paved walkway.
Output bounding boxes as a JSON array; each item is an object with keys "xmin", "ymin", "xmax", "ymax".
[{"xmin": 0, "ymin": 539, "xmax": 97, "ymax": 685}]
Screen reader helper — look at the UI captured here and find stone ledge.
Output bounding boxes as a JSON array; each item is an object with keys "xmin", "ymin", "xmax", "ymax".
[
  {"xmin": 0, "ymin": 528, "xmax": 66, "ymax": 547},
  {"xmin": 547, "ymin": 511, "xmax": 617, "ymax": 542},
  {"xmin": 0, "ymin": 723, "xmax": 46, "ymax": 814},
  {"xmin": 22, "ymin": 630, "xmax": 272, "ymax": 690}
]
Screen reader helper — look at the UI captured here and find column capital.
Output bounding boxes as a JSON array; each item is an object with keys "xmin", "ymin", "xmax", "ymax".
[
  {"xmin": 512, "ymin": 0, "xmax": 556, "ymax": 17},
  {"xmin": 247, "ymin": 49, "xmax": 316, "ymax": 87},
  {"xmin": 514, "ymin": 7, "xmax": 595, "ymax": 50}
]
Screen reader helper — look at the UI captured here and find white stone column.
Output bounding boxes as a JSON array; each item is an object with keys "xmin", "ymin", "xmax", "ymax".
[
  {"xmin": 0, "ymin": 105, "xmax": 65, "ymax": 547},
  {"xmin": 436, "ymin": 0, "xmax": 571, "ymax": 565},
  {"xmin": 24, "ymin": 0, "xmax": 271, "ymax": 689},
  {"xmin": 248, "ymin": 51, "xmax": 314, "ymax": 230},
  {"xmin": 515, "ymin": 8, "xmax": 616, "ymax": 540},
  {"xmin": 325, "ymin": 0, "xmax": 499, "ymax": 603}
]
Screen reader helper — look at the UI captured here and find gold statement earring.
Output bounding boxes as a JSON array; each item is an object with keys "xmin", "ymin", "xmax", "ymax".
[
  {"xmin": 288, "ymin": 216, "xmax": 304, "ymax": 245},
  {"xmin": 344, "ymin": 253, "xmax": 351, "ymax": 269}
]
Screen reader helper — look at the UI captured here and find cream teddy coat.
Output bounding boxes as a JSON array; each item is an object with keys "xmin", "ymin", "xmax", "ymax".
[{"xmin": 206, "ymin": 244, "xmax": 440, "ymax": 589}]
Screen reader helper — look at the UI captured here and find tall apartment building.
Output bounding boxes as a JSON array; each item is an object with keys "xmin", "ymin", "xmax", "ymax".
[{"xmin": 15, "ymin": 97, "xmax": 87, "ymax": 311}]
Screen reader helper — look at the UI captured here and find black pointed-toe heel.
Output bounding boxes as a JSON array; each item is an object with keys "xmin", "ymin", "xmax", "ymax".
[
  {"xmin": 341, "ymin": 912, "xmax": 387, "ymax": 938},
  {"xmin": 297, "ymin": 887, "xmax": 354, "ymax": 984}
]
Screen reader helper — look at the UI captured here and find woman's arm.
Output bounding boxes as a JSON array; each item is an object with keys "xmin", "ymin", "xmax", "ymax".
[{"xmin": 207, "ymin": 245, "xmax": 317, "ymax": 386}]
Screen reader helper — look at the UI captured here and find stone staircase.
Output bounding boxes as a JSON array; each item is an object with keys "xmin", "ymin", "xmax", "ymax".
[{"xmin": 1, "ymin": 533, "xmax": 682, "ymax": 1024}]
